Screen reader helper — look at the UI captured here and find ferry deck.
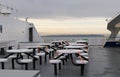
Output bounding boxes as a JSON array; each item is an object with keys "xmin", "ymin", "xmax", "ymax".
[{"xmin": 0, "ymin": 46, "xmax": 120, "ymax": 77}]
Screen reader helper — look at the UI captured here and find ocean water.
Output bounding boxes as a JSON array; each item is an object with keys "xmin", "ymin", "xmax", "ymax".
[{"xmin": 42, "ymin": 34, "xmax": 107, "ymax": 46}]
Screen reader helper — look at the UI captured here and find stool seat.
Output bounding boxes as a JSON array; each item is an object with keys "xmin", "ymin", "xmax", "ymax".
[
  {"xmin": 47, "ymin": 49, "xmax": 54, "ymax": 52},
  {"xmin": 80, "ymin": 53, "xmax": 88, "ymax": 56},
  {"xmin": 83, "ymin": 49, "xmax": 88, "ymax": 52},
  {"xmin": 76, "ymin": 60, "xmax": 88, "ymax": 64},
  {"xmin": 83, "ymin": 56, "xmax": 89, "ymax": 59},
  {"xmin": 49, "ymin": 60, "xmax": 61, "ymax": 64},
  {"xmin": 36, "ymin": 52, "xmax": 45, "ymax": 56},
  {"xmin": 35, "ymin": 53, "xmax": 45, "ymax": 65},
  {"xmin": 0, "ymin": 58, "xmax": 8, "ymax": 69},
  {"xmin": 59, "ymin": 56, "xmax": 65, "ymax": 59},
  {"xmin": 49, "ymin": 59, "xmax": 62, "ymax": 75},
  {"xmin": 0, "ymin": 58, "xmax": 8, "ymax": 62},
  {"xmin": 34, "ymin": 55, "xmax": 39, "ymax": 58},
  {"xmin": 19, "ymin": 59, "xmax": 33, "ymax": 63},
  {"xmin": 8, "ymin": 55, "xmax": 17, "ymax": 59}
]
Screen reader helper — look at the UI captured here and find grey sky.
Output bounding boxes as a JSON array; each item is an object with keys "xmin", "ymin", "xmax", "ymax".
[{"xmin": 2, "ymin": 0, "xmax": 120, "ymax": 19}]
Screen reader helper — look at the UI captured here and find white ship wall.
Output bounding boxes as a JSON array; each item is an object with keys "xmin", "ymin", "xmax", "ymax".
[
  {"xmin": 0, "ymin": 15, "xmax": 29, "ymax": 42},
  {"xmin": 0, "ymin": 15, "xmax": 43, "ymax": 48}
]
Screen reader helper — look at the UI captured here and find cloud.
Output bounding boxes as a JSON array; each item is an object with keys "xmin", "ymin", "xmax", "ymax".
[{"xmin": 1, "ymin": 0, "xmax": 120, "ymax": 19}]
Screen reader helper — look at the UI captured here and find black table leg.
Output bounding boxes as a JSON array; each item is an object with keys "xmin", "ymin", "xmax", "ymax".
[
  {"xmin": 1, "ymin": 62, "xmax": 4, "ymax": 69},
  {"xmin": 12, "ymin": 58, "xmax": 15, "ymax": 69},
  {"xmin": 33, "ymin": 59, "xmax": 36, "ymax": 70},
  {"xmin": 81, "ymin": 64, "xmax": 85, "ymax": 76}
]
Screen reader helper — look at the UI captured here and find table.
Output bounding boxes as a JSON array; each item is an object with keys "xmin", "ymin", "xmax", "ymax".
[
  {"xmin": 25, "ymin": 46, "xmax": 45, "ymax": 55},
  {"xmin": 6, "ymin": 49, "xmax": 38, "ymax": 70},
  {"xmin": 25, "ymin": 45, "xmax": 48, "ymax": 63},
  {"xmin": 39, "ymin": 43, "xmax": 54, "ymax": 49},
  {"xmin": 56, "ymin": 49, "xmax": 88, "ymax": 76},
  {"xmin": 51, "ymin": 41, "xmax": 62, "ymax": 45},
  {"xmin": 0, "ymin": 70, "xmax": 40, "ymax": 77}
]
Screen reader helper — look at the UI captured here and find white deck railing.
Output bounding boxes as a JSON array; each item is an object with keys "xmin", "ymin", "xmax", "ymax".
[{"xmin": 0, "ymin": 40, "xmax": 16, "ymax": 48}]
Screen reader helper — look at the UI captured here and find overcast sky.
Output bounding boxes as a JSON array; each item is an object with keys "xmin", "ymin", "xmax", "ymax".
[
  {"xmin": 2, "ymin": 0, "xmax": 120, "ymax": 18},
  {"xmin": 1, "ymin": 0, "xmax": 120, "ymax": 35}
]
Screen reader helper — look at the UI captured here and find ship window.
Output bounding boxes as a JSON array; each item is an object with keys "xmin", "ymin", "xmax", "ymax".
[{"xmin": 0, "ymin": 25, "xmax": 2, "ymax": 33}]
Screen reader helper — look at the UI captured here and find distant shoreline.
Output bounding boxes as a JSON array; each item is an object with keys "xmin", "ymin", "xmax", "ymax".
[{"xmin": 42, "ymin": 34, "xmax": 106, "ymax": 37}]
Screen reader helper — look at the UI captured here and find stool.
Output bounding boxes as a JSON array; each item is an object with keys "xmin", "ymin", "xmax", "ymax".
[
  {"xmin": 19, "ymin": 59, "xmax": 33, "ymax": 70},
  {"xmin": 76, "ymin": 60, "xmax": 88, "ymax": 76},
  {"xmin": 8, "ymin": 55, "xmax": 17, "ymax": 69},
  {"xmin": 49, "ymin": 59, "xmax": 61, "ymax": 75},
  {"xmin": 0, "ymin": 58, "xmax": 8, "ymax": 69},
  {"xmin": 58, "ymin": 56, "xmax": 66, "ymax": 65},
  {"xmin": 36, "ymin": 52, "xmax": 45, "ymax": 65}
]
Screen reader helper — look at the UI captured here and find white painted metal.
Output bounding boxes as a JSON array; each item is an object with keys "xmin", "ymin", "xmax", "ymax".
[{"xmin": 0, "ymin": 5, "xmax": 43, "ymax": 49}]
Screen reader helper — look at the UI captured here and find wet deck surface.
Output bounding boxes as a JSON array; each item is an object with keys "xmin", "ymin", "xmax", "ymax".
[{"xmin": 1, "ymin": 46, "xmax": 120, "ymax": 77}]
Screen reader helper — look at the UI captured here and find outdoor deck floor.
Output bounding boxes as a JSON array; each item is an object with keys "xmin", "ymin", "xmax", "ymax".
[{"xmin": 1, "ymin": 46, "xmax": 120, "ymax": 77}]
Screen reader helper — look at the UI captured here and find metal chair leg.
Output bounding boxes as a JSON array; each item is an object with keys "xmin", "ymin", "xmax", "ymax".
[
  {"xmin": 39, "ymin": 56, "xmax": 42, "ymax": 65},
  {"xmin": 33, "ymin": 59, "xmax": 36, "ymax": 70},
  {"xmin": 54, "ymin": 64, "xmax": 57, "ymax": 75},
  {"xmin": 1, "ymin": 62, "xmax": 4, "ymax": 69},
  {"xmin": 45, "ymin": 54, "xmax": 47, "ymax": 63},
  {"xmin": 25, "ymin": 64, "xmax": 28, "ymax": 70},
  {"xmin": 59, "ymin": 63, "xmax": 61, "ymax": 70},
  {"xmin": 12, "ymin": 59, "xmax": 15, "ymax": 69},
  {"xmin": 81, "ymin": 64, "xmax": 85, "ymax": 76}
]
